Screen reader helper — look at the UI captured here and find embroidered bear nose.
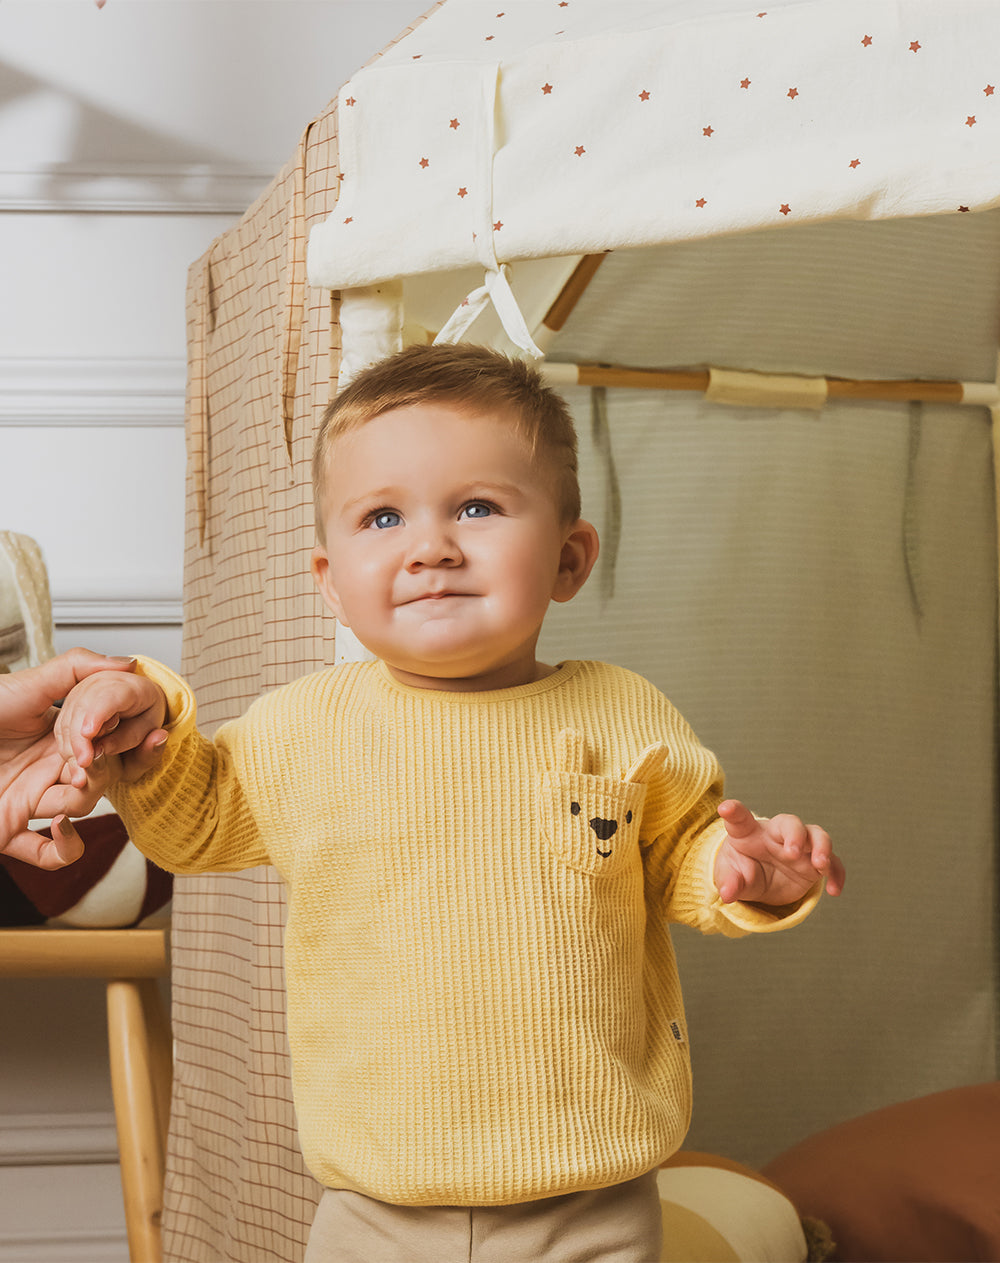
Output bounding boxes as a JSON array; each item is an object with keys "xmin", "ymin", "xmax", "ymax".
[{"xmin": 589, "ymin": 817, "xmax": 619, "ymax": 842}]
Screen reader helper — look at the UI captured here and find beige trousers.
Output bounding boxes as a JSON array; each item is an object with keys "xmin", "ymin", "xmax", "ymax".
[{"xmin": 303, "ymin": 1169, "xmax": 663, "ymax": 1263}]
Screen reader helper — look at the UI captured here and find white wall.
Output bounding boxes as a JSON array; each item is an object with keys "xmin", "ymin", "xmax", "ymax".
[{"xmin": 0, "ymin": 3, "xmax": 424, "ymax": 1255}]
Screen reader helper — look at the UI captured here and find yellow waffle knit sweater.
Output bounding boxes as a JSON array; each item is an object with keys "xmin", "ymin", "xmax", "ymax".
[{"xmin": 112, "ymin": 656, "xmax": 818, "ymax": 1207}]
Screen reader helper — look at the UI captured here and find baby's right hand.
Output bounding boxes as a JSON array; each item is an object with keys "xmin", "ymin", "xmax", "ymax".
[{"xmin": 55, "ymin": 670, "xmax": 168, "ymax": 784}]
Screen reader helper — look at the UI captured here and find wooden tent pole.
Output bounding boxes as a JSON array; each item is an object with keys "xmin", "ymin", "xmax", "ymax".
[
  {"xmin": 540, "ymin": 361, "xmax": 998, "ymax": 408},
  {"xmin": 538, "ymin": 254, "xmax": 608, "ymax": 336},
  {"xmin": 989, "ymin": 353, "xmax": 1000, "ymax": 694},
  {"xmin": 826, "ymin": 378, "xmax": 965, "ymax": 404},
  {"xmin": 573, "ymin": 365, "xmax": 711, "ymax": 393},
  {"xmin": 497, "ymin": 248, "xmax": 994, "ymax": 411}
]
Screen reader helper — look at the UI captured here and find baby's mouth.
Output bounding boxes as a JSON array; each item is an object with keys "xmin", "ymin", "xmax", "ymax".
[{"xmin": 405, "ymin": 590, "xmax": 470, "ymax": 604}]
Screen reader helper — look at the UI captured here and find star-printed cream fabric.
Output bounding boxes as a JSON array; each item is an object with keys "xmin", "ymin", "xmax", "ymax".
[{"xmin": 308, "ymin": 0, "xmax": 1000, "ymax": 292}]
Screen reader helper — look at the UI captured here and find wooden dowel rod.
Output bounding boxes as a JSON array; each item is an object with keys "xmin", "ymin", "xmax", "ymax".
[
  {"xmin": 826, "ymin": 377, "xmax": 965, "ymax": 403},
  {"xmin": 541, "ymin": 254, "xmax": 608, "ymax": 332},
  {"xmin": 0, "ymin": 928, "xmax": 169, "ymax": 978},
  {"xmin": 552, "ymin": 363, "xmax": 990, "ymax": 406},
  {"xmin": 575, "ymin": 364, "xmax": 709, "ymax": 392}
]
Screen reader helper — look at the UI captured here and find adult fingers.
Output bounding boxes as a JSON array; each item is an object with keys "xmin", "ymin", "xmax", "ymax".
[
  {"xmin": 49, "ymin": 816, "xmax": 86, "ymax": 865},
  {"xmin": 2, "ymin": 817, "xmax": 84, "ymax": 869},
  {"xmin": 118, "ymin": 730, "xmax": 168, "ymax": 783},
  {"xmin": 5, "ymin": 650, "xmax": 136, "ymax": 724},
  {"xmin": 34, "ymin": 754, "xmax": 113, "ymax": 820}
]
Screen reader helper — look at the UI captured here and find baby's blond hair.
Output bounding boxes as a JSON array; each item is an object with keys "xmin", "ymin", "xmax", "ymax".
[{"xmin": 312, "ymin": 343, "xmax": 581, "ymax": 543}]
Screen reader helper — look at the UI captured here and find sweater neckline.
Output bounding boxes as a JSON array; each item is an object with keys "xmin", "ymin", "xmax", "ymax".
[{"xmin": 372, "ymin": 658, "xmax": 583, "ymax": 703}]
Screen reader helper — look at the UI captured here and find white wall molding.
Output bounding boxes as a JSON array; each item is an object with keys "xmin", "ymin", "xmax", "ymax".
[
  {"xmin": 0, "ymin": 1227, "xmax": 128, "ymax": 1263},
  {"xmin": 0, "ymin": 163, "xmax": 269, "ymax": 215},
  {"xmin": 53, "ymin": 597, "xmax": 183, "ymax": 627},
  {"xmin": 0, "ymin": 1111, "xmax": 118, "ymax": 1167},
  {"xmin": 0, "ymin": 356, "xmax": 186, "ymax": 427}
]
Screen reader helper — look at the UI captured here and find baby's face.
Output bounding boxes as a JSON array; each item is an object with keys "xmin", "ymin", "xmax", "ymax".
[{"xmin": 311, "ymin": 401, "xmax": 580, "ymax": 691}]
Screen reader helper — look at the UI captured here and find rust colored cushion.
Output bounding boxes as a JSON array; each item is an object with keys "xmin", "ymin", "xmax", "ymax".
[
  {"xmin": 763, "ymin": 1084, "xmax": 1000, "ymax": 1262},
  {"xmin": 0, "ymin": 813, "xmax": 171, "ymax": 927}
]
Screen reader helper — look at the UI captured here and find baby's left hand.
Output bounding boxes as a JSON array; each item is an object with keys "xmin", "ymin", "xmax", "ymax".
[{"xmin": 713, "ymin": 800, "xmax": 845, "ymax": 906}]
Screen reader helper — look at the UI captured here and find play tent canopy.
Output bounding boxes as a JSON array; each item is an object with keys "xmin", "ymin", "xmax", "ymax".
[
  {"xmin": 308, "ymin": 0, "xmax": 1000, "ymax": 364},
  {"xmin": 168, "ymin": 2, "xmax": 998, "ymax": 1258}
]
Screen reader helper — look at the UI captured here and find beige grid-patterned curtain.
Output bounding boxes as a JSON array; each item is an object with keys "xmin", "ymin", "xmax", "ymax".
[{"xmin": 165, "ymin": 10, "xmax": 443, "ymax": 1260}]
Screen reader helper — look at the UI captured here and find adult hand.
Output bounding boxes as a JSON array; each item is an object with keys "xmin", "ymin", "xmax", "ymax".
[{"xmin": 0, "ymin": 649, "xmax": 164, "ymax": 869}]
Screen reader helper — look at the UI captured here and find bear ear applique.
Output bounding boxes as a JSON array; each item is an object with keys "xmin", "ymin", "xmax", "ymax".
[
  {"xmin": 551, "ymin": 732, "xmax": 667, "ymax": 786},
  {"xmin": 623, "ymin": 743, "xmax": 669, "ymax": 786},
  {"xmin": 543, "ymin": 729, "xmax": 647, "ymax": 877},
  {"xmin": 554, "ymin": 728, "xmax": 590, "ymax": 775}
]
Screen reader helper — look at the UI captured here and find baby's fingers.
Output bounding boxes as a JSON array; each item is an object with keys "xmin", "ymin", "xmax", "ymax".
[
  {"xmin": 717, "ymin": 799, "xmax": 759, "ymax": 839},
  {"xmin": 824, "ymin": 854, "xmax": 847, "ymax": 896},
  {"xmin": 766, "ymin": 813, "xmax": 811, "ymax": 859},
  {"xmin": 55, "ymin": 673, "xmax": 157, "ymax": 770},
  {"xmin": 805, "ymin": 824, "xmax": 846, "ymax": 896},
  {"xmin": 713, "ymin": 846, "xmax": 762, "ymax": 905},
  {"xmin": 779, "ymin": 821, "xmax": 846, "ymax": 897},
  {"xmin": 715, "ymin": 865, "xmax": 743, "ymax": 905},
  {"xmin": 53, "ymin": 695, "xmax": 101, "ymax": 770},
  {"xmin": 94, "ymin": 715, "xmax": 164, "ymax": 761}
]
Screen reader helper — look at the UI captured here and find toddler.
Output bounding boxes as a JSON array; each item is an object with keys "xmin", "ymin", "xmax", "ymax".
[{"xmin": 55, "ymin": 343, "xmax": 844, "ymax": 1263}]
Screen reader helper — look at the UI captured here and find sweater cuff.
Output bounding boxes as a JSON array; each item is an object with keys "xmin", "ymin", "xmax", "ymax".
[
  {"xmin": 134, "ymin": 655, "xmax": 197, "ymax": 743},
  {"xmin": 677, "ymin": 818, "xmax": 823, "ymax": 936}
]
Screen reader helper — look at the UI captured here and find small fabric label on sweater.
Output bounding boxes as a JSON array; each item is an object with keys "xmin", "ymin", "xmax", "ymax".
[{"xmin": 669, "ymin": 1020, "xmax": 684, "ymax": 1043}]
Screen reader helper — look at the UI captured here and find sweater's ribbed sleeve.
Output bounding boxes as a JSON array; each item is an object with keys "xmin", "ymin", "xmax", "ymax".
[
  {"xmin": 636, "ymin": 685, "xmax": 822, "ymax": 937},
  {"xmin": 672, "ymin": 815, "xmax": 823, "ymax": 936},
  {"xmin": 107, "ymin": 656, "xmax": 269, "ymax": 874}
]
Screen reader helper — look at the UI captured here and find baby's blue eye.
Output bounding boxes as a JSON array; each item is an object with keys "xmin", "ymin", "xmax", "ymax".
[
  {"xmin": 460, "ymin": 501, "xmax": 494, "ymax": 520},
  {"xmin": 370, "ymin": 510, "xmax": 401, "ymax": 530}
]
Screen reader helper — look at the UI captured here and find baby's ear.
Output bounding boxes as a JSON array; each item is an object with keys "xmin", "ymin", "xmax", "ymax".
[
  {"xmin": 552, "ymin": 519, "xmax": 600, "ymax": 604},
  {"xmin": 310, "ymin": 546, "xmax": 349, "ymax": 625}
]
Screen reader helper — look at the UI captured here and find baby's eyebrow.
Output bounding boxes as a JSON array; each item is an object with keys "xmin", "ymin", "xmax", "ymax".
[
  {"xmin": 338, "ymin": 487, "xmax": 401, "ymax": 515},
  {"xmin": 335, "ymin": 479, "xmax": 529, "ymax": 519},
  {"xmin": 463, "ymin": 480, "xmax": 526, "ymax": 501}
]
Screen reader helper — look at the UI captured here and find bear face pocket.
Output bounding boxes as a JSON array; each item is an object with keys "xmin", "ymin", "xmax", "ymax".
[{"xmin": 539, "ymin": 769, "xmax": 648, "ymax": 878}]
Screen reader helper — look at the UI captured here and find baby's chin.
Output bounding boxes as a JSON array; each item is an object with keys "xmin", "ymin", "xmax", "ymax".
[{"xmin": 387, "ymin": 621, "xmax": 490, "ymax": 663}]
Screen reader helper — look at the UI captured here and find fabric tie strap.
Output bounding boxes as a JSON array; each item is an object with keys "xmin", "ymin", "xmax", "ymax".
[{"xmin": 434, "ymin": 265, "xmax": 544, "ymax": 360}]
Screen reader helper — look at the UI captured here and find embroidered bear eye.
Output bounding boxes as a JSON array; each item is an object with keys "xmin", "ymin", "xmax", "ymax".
[
  {"xmin": 626, "ymin": 811, "xmax": 633, "ymax": 823},
  {"xmin": 570, "ymin": 802, "xmax": 581, "ymax": 815}
]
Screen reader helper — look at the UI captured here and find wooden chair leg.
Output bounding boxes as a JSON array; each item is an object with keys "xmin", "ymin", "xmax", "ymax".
[
  {"xmin": 107, "ymin": 978, "xmax": 165, "ymax": 1263},
  {"xmin": 139, "ymin": 977, "xmax": 172, "ymax": 1163}
]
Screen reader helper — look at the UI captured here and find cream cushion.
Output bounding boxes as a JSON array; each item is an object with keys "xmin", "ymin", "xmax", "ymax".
[{"xmin": 659, "ymin": 1153, "xmax": 808, "ymax": 1263}]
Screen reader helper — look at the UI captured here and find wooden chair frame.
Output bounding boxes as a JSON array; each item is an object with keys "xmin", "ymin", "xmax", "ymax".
[{"xmin": 0, "ymin": 926, "xmax": 171, "ymax": 1263}]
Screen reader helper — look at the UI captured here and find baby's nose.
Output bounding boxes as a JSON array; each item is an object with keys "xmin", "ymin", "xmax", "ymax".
[
  {"xmin": 407, "ymin": 523, "xmax": 462, "ymax": 568},
  {"xmin": 588, "ymin": 816, "xmax": 619, "ymax": 842}
]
